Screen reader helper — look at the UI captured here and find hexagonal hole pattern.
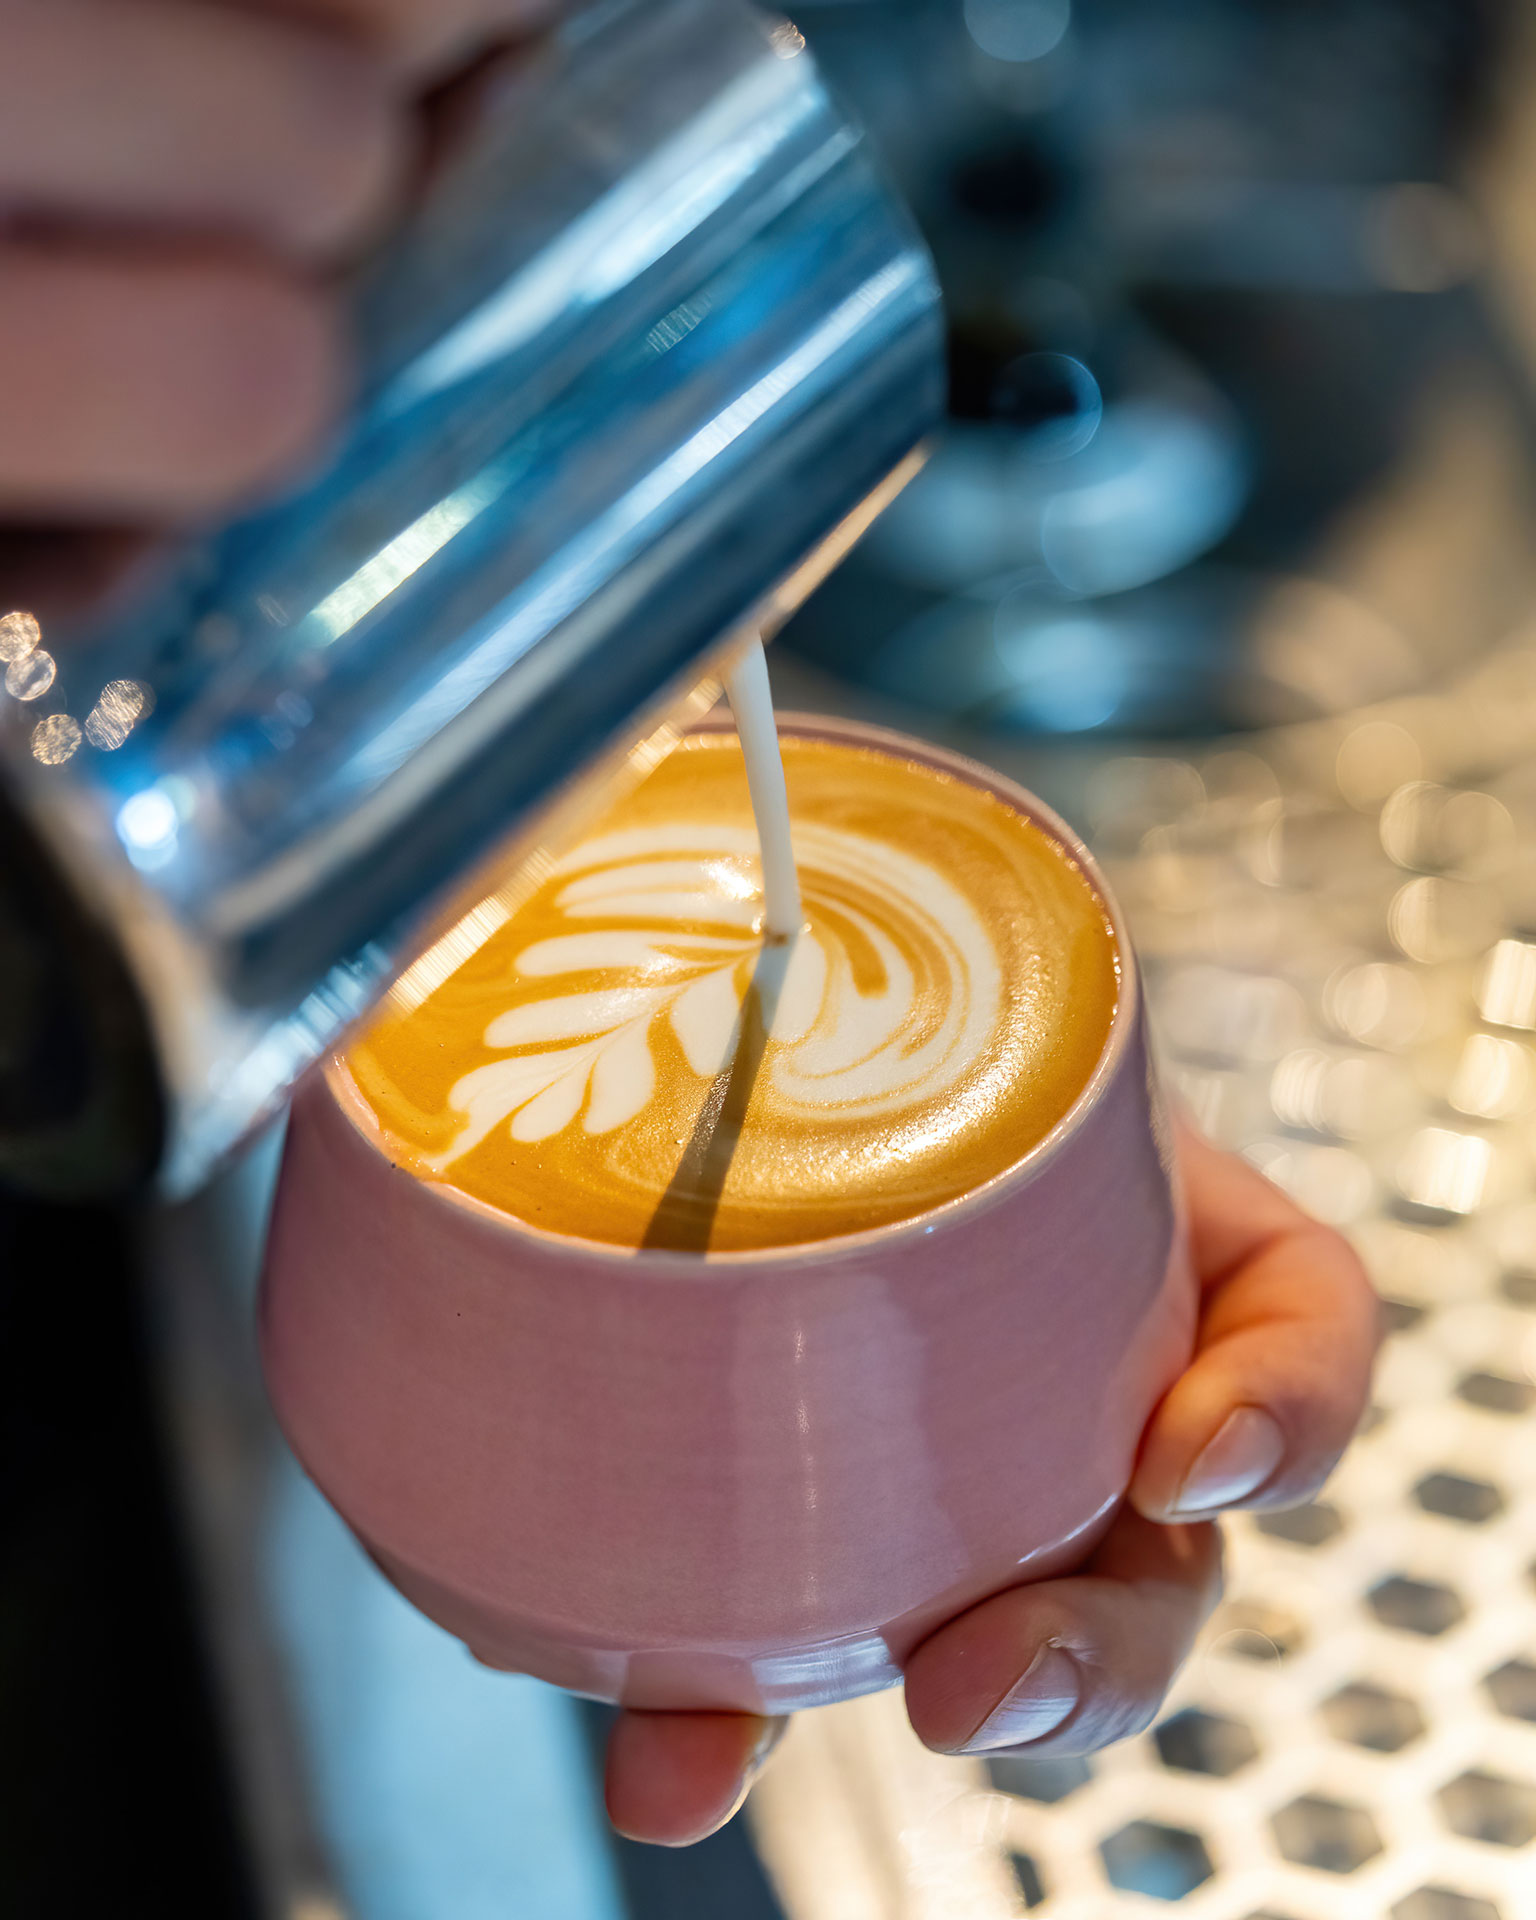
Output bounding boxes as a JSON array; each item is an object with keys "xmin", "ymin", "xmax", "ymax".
[
  {"xmin": 1255, "ymin": 1502, "xmax": 1346, "ymax": 1548},
  {"xmin": 1414, "ymin": 1472, "xmax": 1506, "ymax": 1524},
  {"xmin": 1485, "ymin": 1658, "xmax": 1536, "ymax": 1722},
  {"xmin": 1438, "ymin": 1769, "xmax": 1536, "ymax": 1847},
  {"xmin": 1100, "ymin": 1821, "xmax": 1214, "ymax": 1901},
  {"xmin": 1369, "ymin": 1575, "xmax": 1466, "ymax": 1636},
  {"xmin": 1008, "ymin": 1852, "xmax": 1046, "ymax": 1911},
  {"xmin": 1456, "ymin": 1370, "xmax": 1533, "ymax": 1414},
  {"xmin": 1153, "ymin": 1707, "xmax": 1259, "ymax": 1777},
  {"xmin": 1271, "ymin": 1795, "xmax": 1384, "ymax": 1874},
  {"xmin": 1321, "ymin": 1681, "xmax": 1425, "ymax": 1752},
  {"xmin": 984, "ymin": 1754, "xmax": 1091, "ymax": 1804},
  {"xmin": 1393, "ymin": 1891, "xmax": 1502, "ymax": 1920}
]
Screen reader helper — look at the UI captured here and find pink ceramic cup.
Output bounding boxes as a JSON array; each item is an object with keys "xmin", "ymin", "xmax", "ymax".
[{"xmin": 258, "ymin": 720, "xmax": 1196, "ymax": 1715}]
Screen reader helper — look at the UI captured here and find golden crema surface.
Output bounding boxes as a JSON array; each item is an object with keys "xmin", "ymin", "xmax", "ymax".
[{"xmin": 347, "ymin": 732, "xmax": 1119, "ymax": 1251}]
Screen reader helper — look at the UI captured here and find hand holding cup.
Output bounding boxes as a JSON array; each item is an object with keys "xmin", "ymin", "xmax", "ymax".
[{"xmin": 605, "ymin": 1123, "xmax": 1377, "ymax": 1845}]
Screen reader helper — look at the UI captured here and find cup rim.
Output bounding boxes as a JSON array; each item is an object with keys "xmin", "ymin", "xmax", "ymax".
[{"xmin": 322, "ymin": 710, "xmax": 1137, "ymax": 1272}]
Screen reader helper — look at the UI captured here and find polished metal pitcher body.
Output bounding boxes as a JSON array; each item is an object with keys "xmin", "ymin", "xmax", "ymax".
[{"xmin": 0, "ymin": 0, "xmax": 942, "ymax": 1199}]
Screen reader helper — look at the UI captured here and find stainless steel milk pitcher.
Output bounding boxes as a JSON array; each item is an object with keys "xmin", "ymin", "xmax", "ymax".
[{"xmin": 0, "ymin": 0, "xmax": 942, "ymax": 1200}]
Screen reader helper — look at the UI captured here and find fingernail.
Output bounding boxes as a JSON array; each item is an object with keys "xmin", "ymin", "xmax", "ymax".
[
  {"xmin": 947, "ymin": 1643, "xmax": 1080, "ymax": 1754},
  {"xmin": 1169, "ymin": 1406, "xmax": 1285, "ymax": 1516}
]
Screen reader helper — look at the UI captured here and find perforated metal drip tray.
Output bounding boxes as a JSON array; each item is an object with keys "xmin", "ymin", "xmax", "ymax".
[{"xmin": 748, "ymin": 641, "xmax": 1536, "ymax": 1919}]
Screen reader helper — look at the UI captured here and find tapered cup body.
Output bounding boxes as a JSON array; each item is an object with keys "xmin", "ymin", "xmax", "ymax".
[{"xmin": 260, "ymin": 724, "xmax": 1194, "ymax": 1713}]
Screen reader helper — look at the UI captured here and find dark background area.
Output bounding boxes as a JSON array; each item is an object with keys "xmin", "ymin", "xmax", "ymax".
[{"xmin": 0, "ymin": 1197, "xmax": 256, "ymax": 1918}]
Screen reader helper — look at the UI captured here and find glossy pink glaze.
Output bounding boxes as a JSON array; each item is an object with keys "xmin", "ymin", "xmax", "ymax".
[{"xmin": 259, "ymin": 731, "xmax": 1197, "ymax": 1714}]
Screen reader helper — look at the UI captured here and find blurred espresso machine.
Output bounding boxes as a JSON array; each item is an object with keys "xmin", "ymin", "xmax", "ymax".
[{"xmin": 780, "ymin": 0, "xmax": 1529, "ymax": 749}]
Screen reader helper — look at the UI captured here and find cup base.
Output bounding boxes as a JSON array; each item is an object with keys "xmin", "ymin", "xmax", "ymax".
[
  {"xmin": 356, "ymin": 1490, "xmax": 1124, "ymax": 1714},
  {"xmin": 368, "ymin": 1535, "xmax": 905, "ymax": 1712}
]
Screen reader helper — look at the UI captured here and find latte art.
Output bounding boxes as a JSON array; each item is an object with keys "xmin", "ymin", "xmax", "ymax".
[
  {"xmin": 349, "ymin": 731, "xmax": 1118, "ymax": 1249},
  {"xmin": 432, "ymin": 818, "xmax": 1002, "ymax": 1157}
]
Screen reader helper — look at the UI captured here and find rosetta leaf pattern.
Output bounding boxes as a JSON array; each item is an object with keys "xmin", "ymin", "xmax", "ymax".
[
  {"xmin": 424, "ymin": 850, "xmax": 765, "ymax": 1167},
  {"xmin": 426, "ymin": 820, "xmax": 1001, "ymax": 1171}
]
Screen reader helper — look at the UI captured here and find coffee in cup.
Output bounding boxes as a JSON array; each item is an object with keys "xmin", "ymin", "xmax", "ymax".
[
  {"xmin": 349, "ymin": 727, "xmax": 1119, "ymax": 1252},
  {"xmin": 260, "ymin": 714, "xmax": 1191, "ymax": 1713}
]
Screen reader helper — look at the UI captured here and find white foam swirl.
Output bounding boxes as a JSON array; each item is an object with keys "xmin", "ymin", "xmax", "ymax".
[{"xmin": 426, "ymin": 822, "xmax": 1001, "ymax": 1167}]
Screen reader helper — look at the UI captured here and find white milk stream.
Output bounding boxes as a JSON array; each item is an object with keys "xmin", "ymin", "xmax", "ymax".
[{"xmin": 723, "ymin": 638, "xmax": 804, "ymax": 941}]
